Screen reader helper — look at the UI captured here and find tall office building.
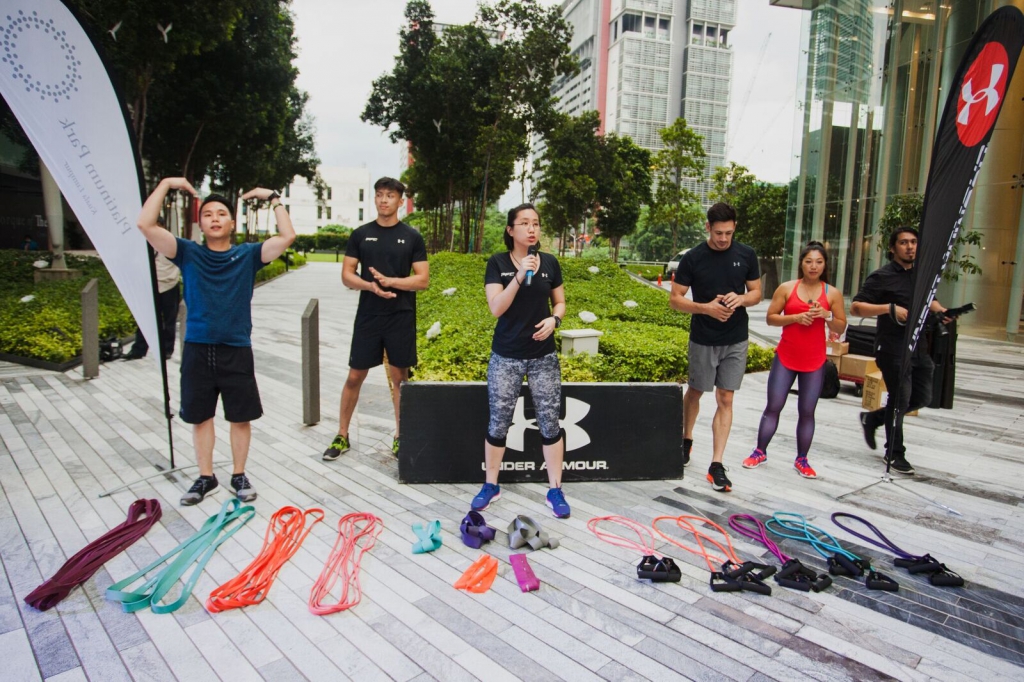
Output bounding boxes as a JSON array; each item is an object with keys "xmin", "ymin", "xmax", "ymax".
[
  {"xmin": 776, "ymin": 0, "xmax": 1024, "ymax": 339},
  {"xmin": 543, "ymin": 0, "xmax": 737, "ymax": 206}
]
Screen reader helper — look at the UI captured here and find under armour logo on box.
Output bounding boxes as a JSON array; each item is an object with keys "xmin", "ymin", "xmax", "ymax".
[{"xmin": 506, "ymin": 397, "xmax": 590, "ymax": 452}]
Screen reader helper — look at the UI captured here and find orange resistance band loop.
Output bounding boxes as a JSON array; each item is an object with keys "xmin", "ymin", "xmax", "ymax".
[
  {"xmin": 309, "ymin": 512, "xmax": 383, "ymax": 616},
  {"xmin": 652, "ymin": 515, "xmax": 744, "ymax": 573},
  {"xmin": 587, "ymin": 515, "xmax": 661, "ymax": 556},
  {"xmin": 206, "ymin": 506, "xmax": 324, "ymax": 613},
  {"xmin": 454, "ymin": 555, "xmax": 499, "ymax": 593}
]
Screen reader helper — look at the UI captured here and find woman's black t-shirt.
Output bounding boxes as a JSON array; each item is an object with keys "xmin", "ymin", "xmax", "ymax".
[{"xmin": 485, "ymin": 252, "xmax": 564, "ymax": 359}]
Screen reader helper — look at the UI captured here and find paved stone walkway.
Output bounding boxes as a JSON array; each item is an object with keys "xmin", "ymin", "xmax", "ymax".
[{"xmin": 1, "ymin": 262, "xmax": 1022, "ymax": 681}]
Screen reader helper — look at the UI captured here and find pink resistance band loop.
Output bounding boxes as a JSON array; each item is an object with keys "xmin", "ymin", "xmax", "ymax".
[
  {"xmin": 509, "ymin": 554, "xmax": 540, "ymax": 592},
  {"xmin": 26, "ymin": 498, "xmax": 162, "ymax": 611},
  {"xmin": 309, "ymin": 512, "xmax": 383, "ymax": 616}
]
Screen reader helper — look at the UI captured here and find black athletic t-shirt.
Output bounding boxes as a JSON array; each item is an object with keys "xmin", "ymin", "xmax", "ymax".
[
  {"xmin": 485, "ymin": 252, "xmax": 564, "ymax": 359},
  {"xmin": 676, "ymin": 240, "xmax": 760, "ymax": 346},
  {"xmin": 852, "ymin": 260, "xmax": 925, "ymax": 357},
  {"xmin": 346, "ymin": 221, "xmax": 428, "ymax": 316}
]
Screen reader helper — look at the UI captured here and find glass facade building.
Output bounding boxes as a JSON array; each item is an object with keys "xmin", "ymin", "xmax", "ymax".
[
  {"xmin": 776, "ymin": 0, "xmax": 1024, "ymax": 339},
  {"xmin": 544, "ymin": 0, "xmax": 736, "ymax": 207}
]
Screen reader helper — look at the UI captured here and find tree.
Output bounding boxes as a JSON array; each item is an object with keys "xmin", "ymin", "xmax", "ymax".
[
  {"xmin": 363, "ymin": 0, "xmax": 575, "ymax": 252},
  {"xmin": 733, "ymin": 181, "xmax": 788, "ymax": 294},
  {"xmin": 595, "ymin": 135, "xmax": 652, "ymax": 262},
  {"xmin": 709, "ymin": 162, "xmax": 756, "ymax": 207},
  {"xmin": 533, "ymin": 111, "xmax": 604, "ymax": 256},
  {"xmin": 66, "ymin": 0, "xmax": 249, "ymax": 154},
  {"xmin": 650, "ymin": 118, "xmax": 706, "ymax": 253},
  {"xmin": 877, "ymin": 193, "xmax": 981, "ymax": 280}
]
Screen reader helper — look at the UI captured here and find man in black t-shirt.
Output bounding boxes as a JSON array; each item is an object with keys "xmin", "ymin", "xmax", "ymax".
[
  {"xmin": 852, "ymin": 227, "xmax": 951, "ymax": 475},
  {"xmin": 670, "ymin": 203, "xmax": 761, "ymax": 492},
  {"xmin": 322, "ymin": 178, "xmax": 429, "ymax": 461}
]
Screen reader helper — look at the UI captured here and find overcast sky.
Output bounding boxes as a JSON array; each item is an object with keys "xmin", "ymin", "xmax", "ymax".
[{"xmin": 291, "ymin": 0, "xmax": 805, "ymax": 203}]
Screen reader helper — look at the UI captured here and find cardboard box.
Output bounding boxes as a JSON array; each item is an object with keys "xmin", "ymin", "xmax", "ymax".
[
  {"xmin": 841, "ymin": 354, "xmax": 877, "ymax": 379},
  {"xmin": 826, "ymin": 351, "xmax": 842, "ymax": 367},
  {"xmin": 862, "ymin": 370, "xmax": 885, "ymax": 410},
  {"xmin": 827, "ymin": 341, "xmax": 849, "ymax": 356}
]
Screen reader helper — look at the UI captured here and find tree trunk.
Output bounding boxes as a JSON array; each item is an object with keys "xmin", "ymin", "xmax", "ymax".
[{"xmin": 612, "ymin": 236, "xmax": 620, "ymax": 263}]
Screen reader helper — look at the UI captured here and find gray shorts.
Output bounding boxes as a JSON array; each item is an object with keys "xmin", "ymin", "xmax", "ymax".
[{"xmin": 687, "ymin": 339, "xmax": 748, "ymax": 393}]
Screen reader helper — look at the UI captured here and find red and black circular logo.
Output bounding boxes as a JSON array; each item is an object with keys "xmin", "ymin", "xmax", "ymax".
[{"xmin": 956, "ymin": 42, "xmax": 1009, "ymax": 147}]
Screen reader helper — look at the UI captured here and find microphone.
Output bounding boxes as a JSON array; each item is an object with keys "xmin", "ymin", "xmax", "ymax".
[{"xmin": 524, "ymin": 244, "xmax": 538, "ymax": 287}]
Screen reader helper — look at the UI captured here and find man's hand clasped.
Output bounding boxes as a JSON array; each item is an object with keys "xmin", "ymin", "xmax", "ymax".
[{"xmin": 368, "ymin": 267, "xmax": 398, "ymax": 299}]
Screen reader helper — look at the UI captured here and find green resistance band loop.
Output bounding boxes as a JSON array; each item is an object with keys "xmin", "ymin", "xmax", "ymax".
[{"xmin": 106, "ymin": 498, "xmax": 255, "ymax": 614}]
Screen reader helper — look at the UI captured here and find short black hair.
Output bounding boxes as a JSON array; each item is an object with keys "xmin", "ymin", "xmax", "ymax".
[
  {"xmin": 200, "ymin": 194, "xmax": 235, "ymax": 219},
  {"xmin": 374, "ymin": 177, "xmax": 406, "ymax": 195},
  {"xmin": 504, "ymin": 203, "xmax": 539, "ymax": 251},
  {"xmin": 888, "ymin": 226, "xmax": 919, "ymax": 251},
  {"xmin": 707, "ymin": 202, "xmax": 737, "ymax": 226}
]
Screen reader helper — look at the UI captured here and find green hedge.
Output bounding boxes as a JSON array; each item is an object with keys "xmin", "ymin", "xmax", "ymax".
[
  {"xmin": 0, "ymin": 247, "xmax": 304, "ymax": 363},
  {"xmin": 624, "ymin": 264, "xmax": 665, "ymax": 281},
  {"xmin": 415, "ymin": 253, "xmax": 773, "ymax": 383}
]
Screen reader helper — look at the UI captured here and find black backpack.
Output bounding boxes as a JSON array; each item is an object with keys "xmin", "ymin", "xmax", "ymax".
[{"xmin": 820, "ymin": 359, "xmax": 840, "ymax": 399}]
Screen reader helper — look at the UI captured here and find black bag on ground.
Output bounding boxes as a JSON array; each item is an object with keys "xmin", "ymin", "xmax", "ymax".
[{"xmin": 820, "ymin": 360, "xmax": 840, "ymax": 399}]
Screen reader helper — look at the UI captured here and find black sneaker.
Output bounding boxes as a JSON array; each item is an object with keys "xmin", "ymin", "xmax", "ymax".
[
  {"xmin": 683, "ymin": 438, "xmax": 692, "ymax": 467},
  {"xmin": 859, "ymin": 412, "xmax": 877, "ymax": 450},
  {"xmin": 323, "ymin": 434, "xmax": 350, "ymax": 461},
  {"xmin": 682, "ymin": 450, "xmax": 690, "ymax": 467},
  {"xmin": 887, "ymin": 456, "xmax": 915, "ymax": 475},
  {"xmin": 230, "ymin": 473, "xmax": 258, "ymax": 502},
  {"xmin": 181, "ymin": 476, "xmax": 218, "ymax": 506},
  {"xmin": 707, "ymin": 462, "xmax": 732, "ymax": 492}
]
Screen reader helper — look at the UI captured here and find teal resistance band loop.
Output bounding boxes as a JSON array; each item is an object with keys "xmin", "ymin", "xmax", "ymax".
[
  {"xmin": 765, "ymin": 512, "xmax": 859, "ymax": 562},
  {"xmin": 106, "ymin": 498, "xmax": 255, "ymax": 614},
  {"xmin": 412, "ymin": 520, "xmax": 442, "ymax": 554}
]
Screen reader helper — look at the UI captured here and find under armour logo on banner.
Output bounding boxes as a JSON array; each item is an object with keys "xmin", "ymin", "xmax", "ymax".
[
  {"xmin": 505, "ymin": 397, "xmax": 591, "ymax": 452},
  {"xmin": 956, "ymin": 42, "xmax": 1009, "ymax": 147}
]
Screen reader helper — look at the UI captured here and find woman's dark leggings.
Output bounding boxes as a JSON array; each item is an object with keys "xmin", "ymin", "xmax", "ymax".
[{"xmin": 756, "ymin": 355, "xmax": 825, "ymax": 457}]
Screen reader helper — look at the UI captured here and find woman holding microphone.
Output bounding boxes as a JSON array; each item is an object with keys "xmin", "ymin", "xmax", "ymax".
[
  {"xmin": 743, "ymin": 241, "xmax": 847, "ymax": 479},
  {"xmin": 470, "ymin": 204, "xmax": 570, "ymax": 518}
]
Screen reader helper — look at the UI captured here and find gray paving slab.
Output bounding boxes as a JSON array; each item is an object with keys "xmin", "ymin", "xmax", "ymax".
[{"xmin": 0, "ymin": 261, "xmax": 1021, "ymax": 681}]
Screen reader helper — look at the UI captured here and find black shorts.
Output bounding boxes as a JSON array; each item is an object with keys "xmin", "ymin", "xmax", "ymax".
[
  {"xmin": 179, "ymin": 342, "xmax": 263, "ymax": 424},
  {"xmin": 349, "ymin": 311, "xmax": 417, "ymax": 369}
]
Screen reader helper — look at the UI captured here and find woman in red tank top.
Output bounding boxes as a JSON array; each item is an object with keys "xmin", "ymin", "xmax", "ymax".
[{"xmin": 743, "ymin": 242, "xmax": 847, "ymax": 478}]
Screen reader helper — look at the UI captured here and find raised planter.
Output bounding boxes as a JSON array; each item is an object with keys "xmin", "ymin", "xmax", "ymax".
[{"xmin": 399, "ymin": 381, "xmax": 684, "ymax": 484}]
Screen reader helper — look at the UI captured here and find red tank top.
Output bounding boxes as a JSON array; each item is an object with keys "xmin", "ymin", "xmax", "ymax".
[{"xmin": 776, "ymin": 282, "xmax": 829, "ymax": 372}]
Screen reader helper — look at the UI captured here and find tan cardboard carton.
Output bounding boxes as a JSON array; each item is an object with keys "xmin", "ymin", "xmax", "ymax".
[
  {"xmin": 827, "ymin": 341, "xmax": 849, "ymax": 356},
  {"xmin": 841, "ymin": 354, "xmax": 878, "ymax": 379},
  {"xmin": 862, "ymin": 370, "xmax": 885, "ymax": 410}
]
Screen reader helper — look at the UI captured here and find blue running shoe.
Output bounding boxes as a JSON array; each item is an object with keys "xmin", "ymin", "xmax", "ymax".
[
  {"xmin": 471, "ymin": 483, "xmax": 501, "ymax": 511},
  {"xmin": 546, "ymin": 487, "xmax": 571, "ymax": 518}
]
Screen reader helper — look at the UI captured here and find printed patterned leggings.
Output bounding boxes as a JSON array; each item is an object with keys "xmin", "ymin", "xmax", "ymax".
[{"xmin": 486, "ymin": 352, "xmax": 563, "ymax": 446}]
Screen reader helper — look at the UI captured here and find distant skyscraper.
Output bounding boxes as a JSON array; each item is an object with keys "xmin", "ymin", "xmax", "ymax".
[{"xmin": 540, "ymin": 0, "xmax": 737, "ymax": 206}]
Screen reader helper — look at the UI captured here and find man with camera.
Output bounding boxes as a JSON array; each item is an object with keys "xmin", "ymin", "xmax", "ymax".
[{"xmin": 852, "ymin": 227, "xmax": 952, "ymax": 475}]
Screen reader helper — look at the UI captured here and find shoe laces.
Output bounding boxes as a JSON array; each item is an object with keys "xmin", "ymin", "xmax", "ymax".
[
  {"xmin": 330, "ymin": 436, "xmax": 346, "ymax": 449},
  {"xmin": 548, "ymin": 487, "xmax": 567, "ymax": 505},
  {"xmin": 188, "ymin": 478, "xmax": 214, "ymax": 494},
  {"xmin": 232, "ymin": 473, "xmax": 252, "ymax": 490}
]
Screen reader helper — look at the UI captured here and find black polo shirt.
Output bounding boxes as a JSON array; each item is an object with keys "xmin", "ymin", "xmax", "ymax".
[{"xmin": 852, "ymin": 260, "xmax": 921, "ymax": 356}]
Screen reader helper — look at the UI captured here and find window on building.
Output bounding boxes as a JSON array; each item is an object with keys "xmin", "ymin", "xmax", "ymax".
[
  {"xmin": 326, "ymin": 207, "xmax": 332, "ymax": 220},
  {"xmin": 317, "ymin": 206, "xmax": 323, "ymax": 220},
  {"xmin": 692, "ymin": 23, "xmax": 703, "ymax": 45},
  {"xmin": 719, "ymin": 29, "xmax": 729, "ymax": 48},
  {"xmin": 622, "ymin": 14, "xmax": 640, "ymax": 33},
  {"xmin": 644, "ymin": 16, "xmax": 655, "ymax": 38},
  {"xmin": 284, "ymin": 185, "xmax": 290, "ymax": 198},
  {"xmin": 359, "ymin": 208, "xmax": 364, "ymax": 221},
  {"xmin": 613, "ymin": 21, "xmax": 618, "ymax": 41},
  {"xmin": 658, "ymin": 18, "xmax": 670, "ymax": 41},
  {"xmin": 359, "ymin": 188, "xmax": 364, "ymax": 202},
  {"xmin": 326, "ymin": 186, "xmax": 332, "ymax": 200}
]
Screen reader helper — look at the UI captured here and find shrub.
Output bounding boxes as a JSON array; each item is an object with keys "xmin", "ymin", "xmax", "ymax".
[{"xmin": 414, "ymin": 253, "xmax": 769, "ymax": 383}]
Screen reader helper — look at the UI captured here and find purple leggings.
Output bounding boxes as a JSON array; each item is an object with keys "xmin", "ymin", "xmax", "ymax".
[{"xmin": 756, "ymin": 355, "xmax": 825, "ymax": 457}]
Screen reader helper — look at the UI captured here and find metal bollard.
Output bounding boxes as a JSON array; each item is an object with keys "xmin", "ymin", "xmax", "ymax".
[
  {"xmin": 81, "ymin": 278, "xmax": 99, "ymax": 379},
  {"xmin": 302, "ymin": 298, "xmax": 320, "ymax": 425}
]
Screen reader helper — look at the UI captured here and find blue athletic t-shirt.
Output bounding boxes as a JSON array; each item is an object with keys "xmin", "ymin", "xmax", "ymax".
[{"xmin": 170, "ymin": 238, "xmax": 267, "ymax": 346}]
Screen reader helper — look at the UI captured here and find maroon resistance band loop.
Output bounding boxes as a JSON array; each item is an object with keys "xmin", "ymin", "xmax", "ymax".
[{"xmin": 25, "ymin": 498, "xmax": 162, "ymax": 611}]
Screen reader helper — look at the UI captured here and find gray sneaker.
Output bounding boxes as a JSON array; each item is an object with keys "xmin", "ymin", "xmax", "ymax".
[
  {"xmin": 230, "ymin": 473, "xmax": 258, "ymax": 502},
  {"xmin": 181, "ymin": 476, "xmax": 218, "ymax": 506}
]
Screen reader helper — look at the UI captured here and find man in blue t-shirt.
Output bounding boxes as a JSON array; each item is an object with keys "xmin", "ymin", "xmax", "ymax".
[{"xmin": 138, "ymin": 177, "xmax": 295, "ymax": 505}]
